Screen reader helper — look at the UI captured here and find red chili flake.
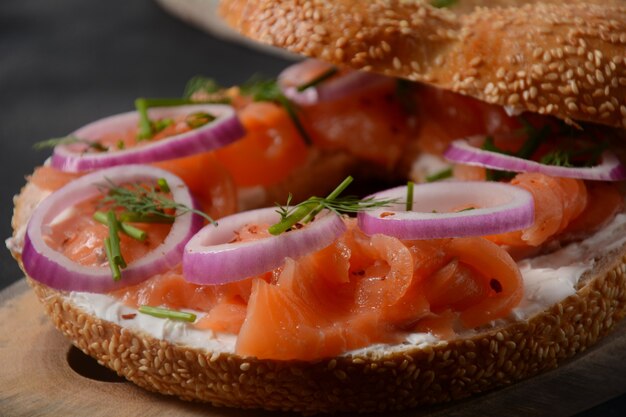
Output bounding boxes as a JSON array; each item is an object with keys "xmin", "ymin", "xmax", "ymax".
[
  {"xmin": 121, "ymin": 313, "xmax": 137, "ymax": 320},
  {"xmin": 380, "ymin": 212, "xmax": 395, "ymax": 218},
  {"xmin": 490, "ymin": 279, "xmax": 503, "ymax": 294}
]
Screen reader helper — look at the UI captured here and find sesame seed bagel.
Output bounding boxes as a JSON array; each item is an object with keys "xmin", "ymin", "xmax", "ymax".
[
  {"xmin": 18, "ymin": 241, "xmax": 626, "ymax": 413},
  {"xmin": 218, "ymin": 0, "xmax": 626, "ymax": 128},
  {"xmin": 9, "ymin": 170, "xmax": 626, "ymax": 413}
]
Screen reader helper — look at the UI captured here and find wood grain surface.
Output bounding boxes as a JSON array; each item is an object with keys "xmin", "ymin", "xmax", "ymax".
[{"xmin": 1, "ymin": 278, "xmax": 625, "ymax": 417}]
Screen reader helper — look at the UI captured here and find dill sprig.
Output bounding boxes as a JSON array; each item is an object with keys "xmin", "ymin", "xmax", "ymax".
[
  {"xmin": 269, "ymin": 176, "xmax": 397, "ymax": 235},
  {"xmin": 183, "ymin": 76, "xmax": 223, "ymax": 99},
  {"xmin": 33, "ymin": 135, "xmax": 108, "ymax": 152},
  {"xmin": 98, "ymin": 178, "xmax": 216, "ymax": 226},
  {"xmin": 540, "ymin": 150, "xmax": 573, "ymax": 167}
]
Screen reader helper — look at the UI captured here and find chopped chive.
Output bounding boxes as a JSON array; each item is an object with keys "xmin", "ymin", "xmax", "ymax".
[
  {"xmin": 106, "ymin": 210, "xmax": 127, "ymax": 268},
  {"xmin": 104, "ymin": 237, "xmax": 122, "ymax": 281},
  {"xmin": 119, "ymin": 211, "xmax": 175, "ymax": 224},
  {"xmin": 406, "ymin": 181, "xmax": 414, "ymax": 211},
  {"xmin": 152, "ymin": 117, "xmax": 174, "ymax": 134},
  {"xmin": 116, "ymin": 140, "xmax": 125, "ymax": 150},
  {"xmin": 268, "ymin": 176, "xmax": 354, "ymax": 235},
  {"xmin": 157, "ymin": 178, "xmax": 170, "ymax": 193},
  {"xmin": 278, "ymin": 96, "xmax": 313, "ymax": 146},
  {"xmin": 138, "ymin": 305, "xmax": 197, "ymax": 322},
  {"xmin": 185, "ymin": 111, "xmax": 216, "ymax": 129},
  {"xmin": 93, "ymin": 211, "xmax": 147, "ymax": 242},
  {"xmin": 135, "ymin": 98, "xmax": 153, "ymax": 140},
  {"xmin": 426, "ymin": 167, "xmax": 453, "ymax": 182},
  {"xmin": 302, "ymin": 176, "xmax": 353, "ymax": 223},
  {"xmin": 267, "ymin": 201, "xmax": 318, "ymax": 235},
  {"xmin": 296, "ymin": 66, "xmax": 338, "ymax": 92}
]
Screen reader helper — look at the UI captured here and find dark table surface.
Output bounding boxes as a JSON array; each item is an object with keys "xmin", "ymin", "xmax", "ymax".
[{"xmin": 1, "ymin": 1, "xmax": 624, "ymax": 416}]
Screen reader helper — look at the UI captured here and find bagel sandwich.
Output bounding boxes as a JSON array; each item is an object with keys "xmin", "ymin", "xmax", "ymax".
[{"xmin": 7, "ymin": 0, "xmax": 626, "ymax": 414}]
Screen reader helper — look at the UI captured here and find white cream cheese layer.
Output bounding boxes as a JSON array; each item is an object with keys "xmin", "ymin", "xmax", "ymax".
[{"xmin": 67, "ymin": 213, "xmax": 626, "ymax": 353}]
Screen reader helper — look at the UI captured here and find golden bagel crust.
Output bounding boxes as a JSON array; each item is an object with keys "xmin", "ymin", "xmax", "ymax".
[
  {"xmin": 22, "ymin": 249, "xmax": 626, "ymax": 413},
  {"xmin": 218, "ymin": 0, "xmax": 626, "ymax": 128},
  {"xmin": 10, "ymin": 169, "xmax": 626, "ymax": 412}
]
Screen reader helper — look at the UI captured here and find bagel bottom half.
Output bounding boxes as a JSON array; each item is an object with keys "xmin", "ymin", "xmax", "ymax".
[{"xmin": 17, "ymin": 239, "xmax": 626, "ymax": 413}]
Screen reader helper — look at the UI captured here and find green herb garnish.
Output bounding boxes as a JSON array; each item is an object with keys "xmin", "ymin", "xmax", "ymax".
[
  {"xmin": 157, "ymin": 177, "xmax": 170, "ymax": 193},
  {"xmin": 100, "ymin": 178, "xmax": 216, "ymax": 226},
  {"xmin": 93, "ymin": 211, "xmax": 147, "ymax": 242},
  {"xmin": 106, "ymin": 210, "xmax": 126, "ymax": 269},
  {"xmin": 185, "ymin": 112, "xmax": 216, "ymax": 129},
  {"xmin": 33, "ymin": 135, "xmax": 108, "ymax": 152},
  {"xmin": 426, "ymin": 167, "xmax": 453, "ymax": 182},
  {"xmin": 540, "ymin": 150, "xmax": 573, "ymax": 167},
  {"xmin": 183, "ymin": 76, "xmax": 223, "ymax": 99},
  {"xmin": 240, "ymin": 76, "xmax": 313, "ymax": 146},
  {"xmin": 516, "ymin": 117, "xmax": 550, "ymax": 160},
  {"xmin": 406, "ymin": 181, "xmax": 414, "ymax": 211},
  {"xmin": 138, "ymin": 305, "xmax": 197, "ymax": 322},
  {"xmin": 296, "ymin": 66, "xmax": 338, "ymax": 92},
  {"xmin": 134, "ymin": 98, "xmax": 197, "ymax": 140},
  {"xmin": 268, "ymin": 176, "xmax": 397, "ymax": 235},
  {"xmin": 104, "ymin": 237, "xmax": 122, "ymax": 281}
]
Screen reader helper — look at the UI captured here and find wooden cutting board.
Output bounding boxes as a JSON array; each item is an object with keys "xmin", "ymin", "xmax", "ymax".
[{"xmin": 1, "ymin": 278, "xmax": 625, "ymax": 417}]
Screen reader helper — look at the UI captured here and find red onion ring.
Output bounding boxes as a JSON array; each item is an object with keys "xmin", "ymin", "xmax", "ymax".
[
  {"xmin": 22, "ymin": 165, "xmax": 203, "ymax": 293},
  {"xmin": 357, "ymin": 182, "xmax": 535, "ymax": 240},
  {"xmin": 278, "ymin": 59, "xmax": 392, "ymax": 106},
  {"xmin": 51, "ymin": 104, "xmax": 245, "ymax": 172},
  {"xmin": 444, "ymin": 138, "xmax": 626, "ymax": 181},
  {"xmin": 183, "ymin": 207, "xmax": 346, "ymax": 285}
]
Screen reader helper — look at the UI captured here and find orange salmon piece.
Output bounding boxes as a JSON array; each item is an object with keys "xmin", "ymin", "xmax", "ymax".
[
  {"xmin": 215, "ymin": 101, "xmax": 309, "ymax": 187},
  {"xmin": 236, "ymin": 259, "xmax": 397, "ymax": 360},
  {"xmin": 564, "ymin": 182, "xmax": 623, "ymax": 234},
  {"xmin": 30, "ymin": 166, "xmax": 82, "ymax": 191},
  {"xmin": 154, "ymin": 152, "xmax": 237, "ymax": 220},
  {"xmin": 45, "ymin": 197, "xmax": 170, "ymax": 267},
  {"xmin": 444, "ymin": 238, "xmax": 523, "ymax": 328},
  {"xmin": 301, "ymin": 81, "xmax": 413, "ymax": 167},
  {"xmin": 488, "ymin": 173, "xmax": 565, "ymax": 247},
  {"xmin": 114, "ymin": 267, "xmax": 255, "ymax": 315},
  {"xmin": 415, "ymin": 86, "xmax": 521, "ymax": 155},
  {"xmin": 195, "ymin": 300, "xmax": 248, "ymax": 334}
]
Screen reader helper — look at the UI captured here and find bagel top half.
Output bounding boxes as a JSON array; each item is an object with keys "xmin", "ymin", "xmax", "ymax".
[{"xmin": 218, "ymin": 0, "xmax": 626, "ymax": 129}]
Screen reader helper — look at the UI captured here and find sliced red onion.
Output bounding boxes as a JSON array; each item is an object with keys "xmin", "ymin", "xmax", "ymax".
[
  {"xmin": 183, "ymin": 207, "xmax": 346, "ymax": 285},
  {"xmin": 444, "ymin": 138, "xmax": 626, "ymax": 181},
  {"xmin": 22, "ymin": 165, "xmax": 203, "ymax": 293},
  {"xmin": 357, "ymin": 182, "xmax": 534, "ymax": 240},
  {"xmin": 278, "ymin": 59, "xmax": 392, "ymax": 106},
  {"xmin": 51, "ymin": 104, "xmax": 245, "ymax": 172}
]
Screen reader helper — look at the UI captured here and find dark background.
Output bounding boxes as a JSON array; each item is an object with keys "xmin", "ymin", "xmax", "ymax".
[{"xmin": 0, "ymin": 1, "xmax": 624, "ymax": 416}]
